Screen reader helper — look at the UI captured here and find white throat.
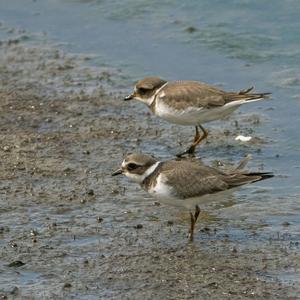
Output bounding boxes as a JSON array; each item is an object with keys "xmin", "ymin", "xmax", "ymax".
[{"xmin": 125, "ymin": 161, "xmax": 161, "ymax": 184}]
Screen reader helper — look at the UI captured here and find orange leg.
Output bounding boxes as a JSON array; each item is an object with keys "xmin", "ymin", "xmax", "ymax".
[
  {"xmin": 177, "ymin": 125, "xmax": 208, "ymax": 157},
  {"xmin": 188, "ymin": 205, "xmax": 201, "ymax": 242}
]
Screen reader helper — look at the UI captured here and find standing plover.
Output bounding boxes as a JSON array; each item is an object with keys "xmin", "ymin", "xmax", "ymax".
[
  {"xmin": 112, "ymin": 153, "xmax": 273, "ymax": 241},
  {"xmin": 124, "ymin": 77, "xmax": 270, "ymax": 156}
]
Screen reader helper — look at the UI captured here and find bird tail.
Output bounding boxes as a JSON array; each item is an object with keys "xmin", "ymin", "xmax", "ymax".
[
  {"xmin": 238, "ymin": 86, "xmax": 271, "ymax": 101},
  {"xmin": 225, "ymin": 171, "xmax": 274, "ymax": 188},
  {"xmin": 226, "ymin": 87, "xmax": 271, "ymax": 103},
  {"xmin": 245, "ymin": 172, "xmax": 274, "ymax": 181},
  {"xmin": 224, "ymin": 155, "xmax": 273, "ymax": 187}
]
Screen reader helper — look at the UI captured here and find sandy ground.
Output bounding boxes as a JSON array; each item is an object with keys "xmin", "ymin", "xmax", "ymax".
[{"xmin": 0, "ymin": 34, "xmax": 299, "ymax": 299}]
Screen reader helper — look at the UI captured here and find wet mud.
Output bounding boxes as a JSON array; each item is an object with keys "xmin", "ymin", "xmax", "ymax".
[{"xmin": 0, "ymin": 28, "xmax": 299, "ymax": 299}]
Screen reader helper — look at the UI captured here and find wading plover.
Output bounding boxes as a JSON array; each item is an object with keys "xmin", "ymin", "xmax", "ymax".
[
  {"xmin": 124, "ymin": 77, "xmax": 270, "ymax": 157},
  {"xmin": 112, "ymin": 153, "xmax": 273, "ymax": 241}
]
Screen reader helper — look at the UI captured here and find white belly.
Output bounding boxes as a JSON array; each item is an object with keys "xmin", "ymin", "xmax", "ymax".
[{"xmin": 155, "ymin": 101, "xmax": 241, "ymax": 125}]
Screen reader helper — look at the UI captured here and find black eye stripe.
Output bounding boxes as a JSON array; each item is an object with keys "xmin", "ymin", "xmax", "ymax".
[
  {"xmin": 127, "ymin": 163, "xmax": 140, "ymax": 171},
  {"xmin": 138, "ymin": 87, "xmax": 148, "ymax": 94}
]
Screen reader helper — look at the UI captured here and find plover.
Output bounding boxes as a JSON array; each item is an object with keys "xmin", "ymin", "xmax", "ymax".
[
  {"xmin": 124, "ymin": 77, "xmax": 270, "ymax": 156},
  {"xmin": 112, "ymin": 153, "xmax": 273, "ymax": 241}
]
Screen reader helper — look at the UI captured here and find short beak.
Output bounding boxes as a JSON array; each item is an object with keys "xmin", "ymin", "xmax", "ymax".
[
  {"xmin": 124, "ymin": 94, "xmax": 134, "ymax": 101},
  {"xmin": 112, "ymin": 168, "xmax": 123, "ymax": 176}
]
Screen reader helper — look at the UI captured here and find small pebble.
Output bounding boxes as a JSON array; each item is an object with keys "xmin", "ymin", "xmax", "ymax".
[
  {"xmin": 7, "ymin": 260, "xmax": 25, "ymax": 267},
  {"xmin": 207, "ymin": 282, "xmax": 218, "ymax": 288},
  {"xmin": 87, "ymin": 189, "xmax": 94, "ymax": 196},
  {"xmin": 111, "ymin": 189, "xmax": 119, "ymax": 195},
  {"xmin": 30, "ymin": 229, "xmax": 38, "ymax": 236},
  {"xmin": 9, "ymin": 242, "xmax": 18, "ymax": 248},
  {"xmin": 0, "ymin": 226, "xmax": 10, "ymax": 233},
  {"xmin": 3, "ymin": 146, "xmax": 10, "ymax": 152},
  {"xmin": 48, "ymin": 222, "xmax": 57, "ymax": 230},
  {"xmin": 63, "ymin": 283, "xmax": 72, "ymax": 289},
  {"xmin": 223, "ymin": 129, "xmax": 231, "ymax": 136},
  {"xmin": 232, "ymin": 247, "xmax": 238, "ymax": 254},
  {"xmin": 135, "ymin": 224, "xmax": 143, "ymax": 229},
  {"xmin": 9, "ymin": 286, "xmax": 19, "ymax": 295},
  {"xmin": 185, "ymin": 26, "xmax": 197, "ymax": 33}
]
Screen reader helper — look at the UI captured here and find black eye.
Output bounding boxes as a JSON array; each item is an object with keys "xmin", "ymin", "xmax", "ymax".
[
  {"xmin": 138, "ymin": 88, "xmax": 147, "ymax": 95},
  {"xmin": 127, "ymin": 163, "xmax": 139, "ymax": 171}
]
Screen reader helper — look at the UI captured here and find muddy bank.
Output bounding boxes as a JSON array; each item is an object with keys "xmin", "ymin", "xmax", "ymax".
[{"xmin": 0, "ymin": 30, "xmax": 299, "ymax": 299}]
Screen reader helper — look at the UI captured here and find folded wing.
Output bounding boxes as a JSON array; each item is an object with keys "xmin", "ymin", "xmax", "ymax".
[
  {"xmin": 161, "ymin": 160, "xmax": 273, "ymax": 199},
  {"xmin": 161, "ymin": 161, "xmax": 229, "ymax": 199},
  {"xmin": 158, "ymin": 81, "xmax": 270, "ymax": 111}
]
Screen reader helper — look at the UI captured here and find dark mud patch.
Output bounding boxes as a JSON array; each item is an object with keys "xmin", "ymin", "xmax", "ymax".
[{"xmin": 0, "ymin": 28, "xmax": 299, "ymax": 299}]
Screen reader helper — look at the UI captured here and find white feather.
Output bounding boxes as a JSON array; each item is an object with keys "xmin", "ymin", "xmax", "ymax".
[{"xmin": 148, "ymin": 173, "xmax": 174, "ymax": 200}]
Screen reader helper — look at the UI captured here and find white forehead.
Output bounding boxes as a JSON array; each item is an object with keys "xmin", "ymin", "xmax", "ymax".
[{"xmin": 121, "ymin": 159, "xmax": 127, "ymax": 168}]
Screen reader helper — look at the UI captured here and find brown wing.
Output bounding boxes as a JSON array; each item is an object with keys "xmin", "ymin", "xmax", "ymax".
[
  {"xmin": 161, "ymin": 160, "xmax": 229, "ymax": 199},
  {"xmin": 158, "ymin": 81, "xmax": 226, "ymax": 110},
  {"xmin": 158, "ymin": 81, "xmax": 270, "ymax": 111}
]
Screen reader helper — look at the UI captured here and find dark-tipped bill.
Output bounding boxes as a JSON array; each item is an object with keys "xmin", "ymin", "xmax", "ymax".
[
  {"xmin": 124, "ymin": 94, "xmax": 134, "ymax": 101},
  {"xmin": 112, "ymin": 169, "xmax": 123, "ymax": 176}
]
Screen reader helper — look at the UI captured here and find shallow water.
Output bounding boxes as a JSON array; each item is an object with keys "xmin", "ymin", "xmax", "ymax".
[{"xmin": 0, "ymin": 0, "xmax": 300, "ymax": 298}]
